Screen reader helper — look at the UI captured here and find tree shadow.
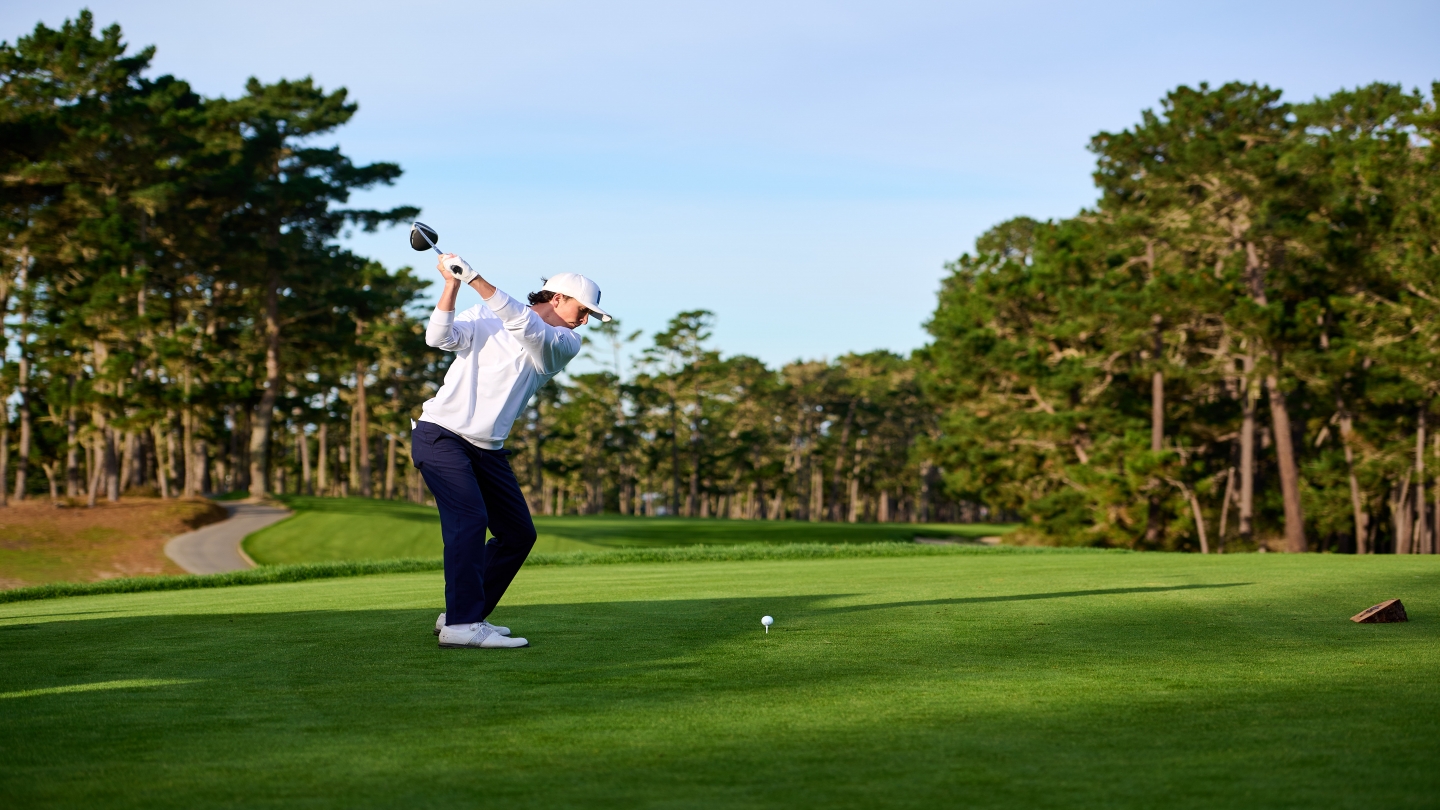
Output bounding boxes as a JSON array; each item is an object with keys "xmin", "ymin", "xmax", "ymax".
[{"xmin": 812, "ymin": 582, "xmax": 1253, "ymax": 616}]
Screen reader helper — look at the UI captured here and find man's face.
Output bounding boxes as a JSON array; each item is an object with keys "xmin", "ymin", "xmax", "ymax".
[{"xmin": 552, "ymin": 294, "xmax": 591, "ymax": 329}]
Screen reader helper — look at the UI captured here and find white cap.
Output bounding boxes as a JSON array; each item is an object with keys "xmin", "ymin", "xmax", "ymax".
[{"xmin": 542, "ymin": 272, "xmax": 612, "ymax": 322}]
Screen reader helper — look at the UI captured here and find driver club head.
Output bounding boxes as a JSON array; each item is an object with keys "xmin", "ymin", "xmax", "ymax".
[{"xmin": 409, "ymin": 221, "xmax": 440, "ymax": 253}]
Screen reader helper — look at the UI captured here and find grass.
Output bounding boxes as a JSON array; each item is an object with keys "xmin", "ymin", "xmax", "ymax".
[
  {"xmin": 2, "ymin": 552, "xmax": 1437, "ymax": 808},
  {"xmin": 243, "ymin": 496, "xmax": 1016, "ymax": 564},
  {"xmin": 0, "ymin": 498, "xmax": 226, "ymax": 589},
  {"xmin": 0, "ymin": 543, "xmax": 1106, "ymax": 605}
]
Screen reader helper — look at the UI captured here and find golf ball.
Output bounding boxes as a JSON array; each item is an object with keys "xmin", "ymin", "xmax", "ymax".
[{"xmin": 761, "ymin": 615, "xmax": 774, "ymax": 627}]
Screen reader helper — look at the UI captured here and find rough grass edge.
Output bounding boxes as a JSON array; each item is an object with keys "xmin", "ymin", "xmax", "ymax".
[{"xmin": 0, "ymin": 541, "xmax": 1123, "ymax": 604}]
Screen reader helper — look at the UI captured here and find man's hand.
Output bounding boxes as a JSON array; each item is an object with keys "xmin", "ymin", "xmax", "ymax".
[
  {"xmin": 435, "ymin": 252, "xmax": 498, "ymax": 305},
  {"xmin": 439, "ymin": 253, "xmax": 479, "ymax": 285}
]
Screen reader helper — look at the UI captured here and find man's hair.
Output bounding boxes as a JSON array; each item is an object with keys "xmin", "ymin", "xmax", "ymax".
[{"xmin": 527, "ymin": 290, "xmax": 558, "ymax": 306}]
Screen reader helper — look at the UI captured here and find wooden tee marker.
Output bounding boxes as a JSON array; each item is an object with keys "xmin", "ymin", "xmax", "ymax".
[{"xmin": 1351, "ymin": 599, "xmax": 1408, "ymax": 624}]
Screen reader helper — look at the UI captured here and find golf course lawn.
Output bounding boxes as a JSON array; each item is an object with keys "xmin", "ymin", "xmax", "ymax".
[
  {"xmin": 243, "ymin": 495, "xmax": 1015, "ymax": 563},
  {"xmin": 2, "ymin": 551, "xmax": 1437, "ymax": 808}
]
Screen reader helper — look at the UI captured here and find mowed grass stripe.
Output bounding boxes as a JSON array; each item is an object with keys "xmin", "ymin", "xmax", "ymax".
[
  {"xmin": 242, "ymin": 496, "xmax": 1018, "ymax": 563},
  {"xmin": 1, "ymin": 553, "xmax": 1436, "ymax": 809},
  {"xmin": 0, "ymin": 542, "xmax": 1083, "ymax": 605},
  {"xmin": 0, "ymin": 678, "xmax": 201, "ymax": 700}
]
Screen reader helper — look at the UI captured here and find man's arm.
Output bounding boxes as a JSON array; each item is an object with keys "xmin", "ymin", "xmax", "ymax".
[
  {"xmin": 486, "ymin": 288, "xmax": 580, "ymax": 374},
  {"xmin": 427, "ymin": 256, "xmax": 480, "ymax": 351},
  {"xmin": 432, "ymin": 253, "xmax": 577, "ymax": 370}
]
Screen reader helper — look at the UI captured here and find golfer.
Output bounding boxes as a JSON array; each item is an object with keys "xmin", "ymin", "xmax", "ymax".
[{"xmin": 413, "ymin": 252, "xmax": 610, "ymax": 649}]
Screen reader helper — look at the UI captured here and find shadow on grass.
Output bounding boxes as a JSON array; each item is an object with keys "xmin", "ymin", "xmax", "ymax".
[{"xmin": 818, "ymin": 582, "xmax": 1253, "ymax": 615}]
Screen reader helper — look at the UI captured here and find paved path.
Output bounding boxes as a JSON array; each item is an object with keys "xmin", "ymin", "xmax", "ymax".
[{"xmin": 164, "ymin": 502, "xmax": 291, "ymax": 574}]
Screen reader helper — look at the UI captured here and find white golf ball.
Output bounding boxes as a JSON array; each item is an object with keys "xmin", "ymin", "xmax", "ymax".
[{"xmin": 761, "ymin": 615, "xmax": 774, "ymax": 627}]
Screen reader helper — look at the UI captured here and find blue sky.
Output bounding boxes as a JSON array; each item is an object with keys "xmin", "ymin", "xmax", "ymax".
[{"xmin": 4, "ymin": 1, "xmax": 1438, "ymax": 371}]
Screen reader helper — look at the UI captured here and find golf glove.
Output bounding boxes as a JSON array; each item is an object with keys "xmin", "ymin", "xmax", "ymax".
[{"xmin": 446, "ymin": 255, "xmax": 479, "ymax": 285}]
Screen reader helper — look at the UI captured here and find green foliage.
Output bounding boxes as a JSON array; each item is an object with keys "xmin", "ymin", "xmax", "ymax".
[
  {"xmin": 510, "ymin": 310, "xmax": 949, "ymax": 526},
  {"xmin": 0, "ymin": 11, "xmax": 433, "ymax": 505},
  {"xmin": 922, "ymin": 81, "xmax": 1440, "ymax": 553}
]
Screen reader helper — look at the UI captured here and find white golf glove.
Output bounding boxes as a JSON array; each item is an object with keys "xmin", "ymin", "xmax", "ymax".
[{"xmin": 444, "ymin": 254, "xmax": 479, "ymax": 285}]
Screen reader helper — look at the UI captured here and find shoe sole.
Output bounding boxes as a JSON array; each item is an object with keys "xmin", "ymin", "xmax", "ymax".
[{"xmin": 437, "ymin": 641, "xmax": 530, "ymax": 649}]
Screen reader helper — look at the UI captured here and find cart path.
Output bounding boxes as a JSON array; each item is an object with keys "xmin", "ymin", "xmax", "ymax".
[{"xmin": 164, "ymin": 502, "xmax": 290, "ymax": 574}]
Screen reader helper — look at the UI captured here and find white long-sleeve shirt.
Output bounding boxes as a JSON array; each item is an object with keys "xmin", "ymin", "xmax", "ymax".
[{"xmin": 418, "ymin": 287, "xmax": 581, "ymax": 449}]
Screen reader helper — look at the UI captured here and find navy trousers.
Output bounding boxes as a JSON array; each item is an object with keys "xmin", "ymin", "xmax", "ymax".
[{"xmin": 411, "ymin": 420, "xmax": 538, "ymax": 626}]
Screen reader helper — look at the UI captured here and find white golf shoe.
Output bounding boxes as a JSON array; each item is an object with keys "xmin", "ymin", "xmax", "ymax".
[
  {"xmin": 434, "ymin": 613, "xmax": 510, "ymax": 637},
  {"xmin": 438, "ymin": 622, "xmax": 529, "ymax": 649}
]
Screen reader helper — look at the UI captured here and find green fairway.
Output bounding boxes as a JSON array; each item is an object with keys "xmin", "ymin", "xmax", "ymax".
[
  {"xmin": 2, "ymin": 552, "xmax": 1437, "ymax": 808},
  {"xmin": 243, "ymin": 496, "xmax": 1015, "ymax": 564}
]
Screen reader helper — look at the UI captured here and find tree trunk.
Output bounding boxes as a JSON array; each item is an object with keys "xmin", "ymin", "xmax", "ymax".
[
  {"xmin": 41, "ymin": 461, "xmax": 57, "ymax": 501},
  {"xmin": 688, "ymin": 451, "xmax": 700, "ymax": 518},
  {"xmin": 1147, "ymin": 318, "xmax": 1165, "ymax": 545},
  {"xmin": 384, "ymin": 433, "xmax": 397, "ymax": 500},
  {"xmin": 87, "ymin": 433, "xmax": 103, "ymax": 508},
  {"xmin": 809, "ymin": 464, "xmax": 824, "ymax": 522},
  {"xmin": 230, "ymin": 406, "xmax": 249, "ymax": 492},
  {"xmin": 1416, "ymin": 410, "xmax": 1429, "ymax": 555},
  {"xmin": 341, "ymin": 414, "xmax": 352, "ymax": 498},
  {"xmin": 1337, "ymin": 406, "xmax": 1369, "ymax": 553},
  {"xmin": 248, "ymin": 272, "xmax": 282, "ymax": 499},
  {"xmin": 846, "ymin": 436, "xmax": 864, "ymax": 523},
  {"xmin": 1151, "ymin": 315, "xmax": 1165, "ymax": 451},
  {"xmin": 300, "ymin": 425, "xmax": 312, "ymax": 496},
  {"xmin": 0, "ymin": 425, "xmax": 8, "ymax": 507},
  {"xmin": 1217, "ymin": 467, "xmax": 1235, "ymax": 552},
  {"xmin": 104, "ymin": 426, "xmax": 120, "ymax": 502},
  {"xmin": 879, "ymin": 490, "xmax": 890, "ymax": 523},
  {"xmin": 198, "ymin": 439, "xmax": 212, "ymax": 495},
  {"xmin": 182, "ymin": 370, "xmax": 196, "ymax": 496},
  {"xmin": 1172, "ymin": 479, "xmax": 1209, "ymax": 554},
  {"xmin": 65, "ymin": 403, "xmax": 80, "ymax": 498},
  {"xmin": 1393, "ymin": 471, "xmax": 1414, "ymax": 554},
  {"xmin": 668, "ymin": 395, "xmax": 681, "ymax": 516},
  {"xmin": 317, "ymin": 422, "xmax": 329, "ymax": 496},
  {"xmin": 151, "ymin": 423, "xmax": 170, "ymax": 499},
  {"xmin": 1265, "ymin": 371, "xmax": 1306, "ymax": 552},
  {"xmin": 1239, "ymin": 356, "xmax": 1257, "ymax": 542},
  {"xmin": 920, "ymin": 462, "xmax": 936, "ymax": 523},
  {"xmin": 830, "ymin": 400, "xmax": 856, "ymax": 521},
  {"xmin": 13, "ymin": 353, "xmax": 30, "ymax": 501},
  {"xmin": 1242, "ymin": 245, "xmax": 1305, "ymax": 551},
  {"xmin": 532, "ymin": 404, "xmax": 544, "ymax": 511},
  {"xmin": 166, "ymin": 421, "xmax": 180, "ymax": 498},
  {"xmin": 355, "ymin": 363, "xmax": 373, "ymax": 497},
  {"xmin": 119, "ymin": 431, "xmax": 135, "ymax": 493}
]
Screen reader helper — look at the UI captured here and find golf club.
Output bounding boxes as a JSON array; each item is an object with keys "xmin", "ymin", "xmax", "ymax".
[{"xmin": 410, "ymin": 221, "xmax": 467, "ymax": 277}]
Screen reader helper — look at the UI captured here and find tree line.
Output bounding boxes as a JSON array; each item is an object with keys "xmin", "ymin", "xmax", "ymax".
[
  {"xmin": 0, "ymin": 12, "xmax": 951, "ymax": 526},
  {"xmin": 4, "ymin": 14, "xmax": 1438, "ymax": 553},
  {"xmin": 923, "ymin": 82, "xmax": 1440, "ymax": 553},
  {"xmin": 0, "ymin": 12, "xmax": 438, "ymax": 507}
]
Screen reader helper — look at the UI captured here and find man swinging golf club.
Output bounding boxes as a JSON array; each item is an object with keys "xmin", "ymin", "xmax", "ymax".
[{"xmin": 412, "ymin": 233, "xmax": 611, "ymax": 649}]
